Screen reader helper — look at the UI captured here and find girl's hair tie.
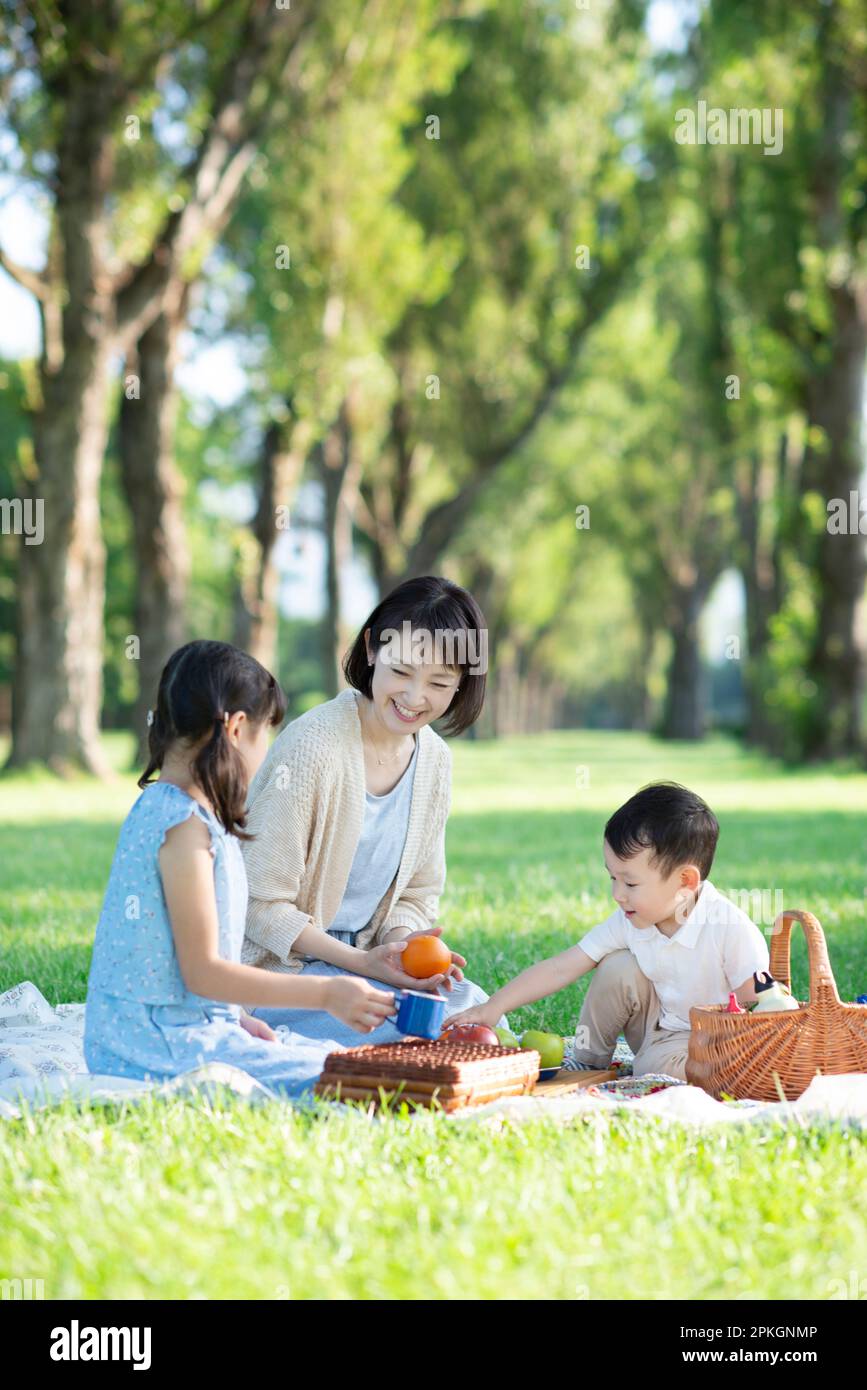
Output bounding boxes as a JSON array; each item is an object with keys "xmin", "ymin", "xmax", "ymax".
[{"xmin": 146, "ymin": 709, "xmax": 154, "ymax": 727}]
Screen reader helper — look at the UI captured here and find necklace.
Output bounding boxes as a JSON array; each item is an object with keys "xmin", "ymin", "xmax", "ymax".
[
  {"xmin": 359, "ymin": 707, "xmax": 412, "ymax": 766},
  {"xmin": 362, "ymin": 731, "xmax": 413, "ymax": 766}
]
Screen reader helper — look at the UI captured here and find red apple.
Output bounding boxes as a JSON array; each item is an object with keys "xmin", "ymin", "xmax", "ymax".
[{"xmin": 439, "ymin": 1023, "xmax": 500, "ymax": 1046}]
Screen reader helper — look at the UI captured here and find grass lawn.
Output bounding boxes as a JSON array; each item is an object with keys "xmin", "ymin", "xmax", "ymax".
[{"xmin": 1, "ymin": 728, "xmax": 867, "ymax": 1299}]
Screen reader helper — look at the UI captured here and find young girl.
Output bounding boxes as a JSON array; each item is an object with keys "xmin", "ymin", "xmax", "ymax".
[{"xmin": 84, "ymin": 640, "xmax": 411, "ymax": 1100}]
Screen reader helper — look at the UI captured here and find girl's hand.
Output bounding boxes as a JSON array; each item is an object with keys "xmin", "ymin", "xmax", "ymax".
[
  {"xmin": 239, "ymin": 1011, "xmax": 277, "ymax": 1042},
  {"xmin": 324, "ymin": 977, "xmax": 398, "ymax": 1033}
]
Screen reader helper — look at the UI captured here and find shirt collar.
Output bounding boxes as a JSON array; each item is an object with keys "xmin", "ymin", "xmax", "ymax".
[{"xmin": 656, "ymin": 879, "xmax": 715, "ymax": 948}]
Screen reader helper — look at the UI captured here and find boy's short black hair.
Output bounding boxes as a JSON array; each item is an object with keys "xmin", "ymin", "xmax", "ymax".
[{"xmin": 604, "ymin": 782, "xmax": 719, "ymax": 880}]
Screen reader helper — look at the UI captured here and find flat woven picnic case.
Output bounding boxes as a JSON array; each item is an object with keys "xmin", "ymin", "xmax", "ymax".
[
  {"xmin": 315, "ymin": 1039, "xmax": 541, "ymax": 1111},
  {"xmin": 686, "ymin": 910, "xmax": 867, "ymax": 1101}
]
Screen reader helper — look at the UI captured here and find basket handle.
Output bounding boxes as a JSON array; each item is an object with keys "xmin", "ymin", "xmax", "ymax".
[{"xmin": 768, "ymin": 910, "xmax": 840, "ymax": 1005}]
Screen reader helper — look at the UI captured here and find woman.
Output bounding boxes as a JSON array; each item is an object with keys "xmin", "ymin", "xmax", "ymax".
[{"xmin": 240, "ymin": 575, "xmax": 509, "ymax": 1047}]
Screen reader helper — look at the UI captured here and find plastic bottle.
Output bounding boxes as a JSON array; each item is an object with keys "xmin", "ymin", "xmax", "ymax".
[{"xmin": 751, "ymin": 970, "xmax": 800, "ymax": 1013}]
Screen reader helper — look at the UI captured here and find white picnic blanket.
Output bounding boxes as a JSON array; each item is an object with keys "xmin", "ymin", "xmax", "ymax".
[
  {"xmin": 0, "ymin": 980, "xmax": 292, "ymax": 1117},
  {"xmin": 3, "ymin": 979, "xmax": 867, "ymax": 1127},
  {"xmin": 451, "ymin": 1071, "xmax": 867, "ymax": 1128}
]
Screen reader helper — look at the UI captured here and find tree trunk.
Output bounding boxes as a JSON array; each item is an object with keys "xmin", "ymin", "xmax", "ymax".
[
  {"xmin": 12, "ymin": 343, "xmax": 115, "ymax": 775},
  {"xmin": 801, "ymin": 285, "xmax": 867, "ymax": 758},
  {"xmin": 735, "ymin": 437, "xmax": 793, "ymax": 751},
  {"xmin": 629, "ymin": 596, "xmax": 661, "ymax": 732},
  {"xmin": 356, "ymin": 366, "xmax": 417, "ymax": 596},
  {"xmin": 7, "ymin": 31, "xmax": 119, "ymax": 775},
  {"xmin": 660, "ymin": 582, "xmax": 709, "ymax": 740},
  {"xmin": 118, "ymin": 290, "xmax": 191, "ymax": 765},
  {"xmin": 233, "ymin": 414, "xmax": 309, "ymax": 672},
  {"xmin": 796, "ymin": 20, "xmax": 867, "ymax": 758},
  {"xmin": 316, "ymin": 395, "xmax": 361, "ymax": 697},
  {"xmin": 493, "ymin": 651, "xmax": 520, "ymax": 737},
  {"xmin": 5, "ymin": 0, "xmax": 308, "ymax": 774}
]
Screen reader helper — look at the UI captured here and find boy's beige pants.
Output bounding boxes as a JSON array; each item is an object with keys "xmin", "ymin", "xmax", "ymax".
[{"xmin": 570, "ymin": 949, "xmax": 691, "ymax": 1080}]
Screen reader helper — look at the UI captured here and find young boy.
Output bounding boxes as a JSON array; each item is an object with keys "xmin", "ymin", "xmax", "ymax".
[{"xmin": 447, "ymin": 782, "xmax": 771, "ymax": 1081}]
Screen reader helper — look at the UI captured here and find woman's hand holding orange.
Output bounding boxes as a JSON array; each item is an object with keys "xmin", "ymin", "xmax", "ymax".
[
  {"xmin": 361, "ymin": 941, "xmax": 445, "ymax": 993},
  {"xmin": 374, "ymin": 926, "xmax": 467, "ymax": 993}
]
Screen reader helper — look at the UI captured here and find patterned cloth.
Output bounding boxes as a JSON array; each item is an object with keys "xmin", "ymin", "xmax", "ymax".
[
  {"xmin": 563, "ymin": 1032, "xmax": 635, "ymax": 1074},
  {"xmin": 584, "ymin": 1074, "xmax": 684, "ymax": 1099}
]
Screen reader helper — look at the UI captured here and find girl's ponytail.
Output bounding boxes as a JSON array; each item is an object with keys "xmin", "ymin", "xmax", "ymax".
[
  {"xmin": 190, "ymin": 712, "xmax": 251, "ymax": 841},
  {"xmin": 139, "ymin": 641, "xmax": 287, "ymax": 837}
]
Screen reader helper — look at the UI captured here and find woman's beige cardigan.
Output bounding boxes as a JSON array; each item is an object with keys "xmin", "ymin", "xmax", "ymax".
[{"xmin": 240, "ymin": 687, "xmax": 452, "ymax": 975}]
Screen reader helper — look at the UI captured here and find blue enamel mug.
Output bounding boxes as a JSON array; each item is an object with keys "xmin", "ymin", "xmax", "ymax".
[{"xmin": 390, "ymin": 989, "xmax": 446, "ymax": 1040}]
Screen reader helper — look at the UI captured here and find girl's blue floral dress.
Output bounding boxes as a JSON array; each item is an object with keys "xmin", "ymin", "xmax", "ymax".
[{"xmin": 84, "ymin": 781, "xmax": 342, "ymax": 1099}]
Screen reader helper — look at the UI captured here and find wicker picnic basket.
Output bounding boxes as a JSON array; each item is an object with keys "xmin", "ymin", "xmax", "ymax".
[{"xmin": 686, "ymin": 910, "xmax": 867, "ymax": 1101}]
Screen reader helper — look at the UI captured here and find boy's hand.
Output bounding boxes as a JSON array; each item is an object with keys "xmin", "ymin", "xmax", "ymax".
[
  {"xmin": 733, "ymin": 974, "xmax": 761, "ymax": 1007},
  {"xmin": 239, "ymin": 1011, "xmax": 277, "ymax": 1042},
  {"xmin": 441, "ymin": 1004, "xmax": 500, "ymax": 1032}
]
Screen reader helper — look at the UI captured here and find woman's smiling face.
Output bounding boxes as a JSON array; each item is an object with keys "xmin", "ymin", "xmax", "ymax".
[{"xmin": 365, "ymin": 627, "xmax": 461, "ymax": 733}]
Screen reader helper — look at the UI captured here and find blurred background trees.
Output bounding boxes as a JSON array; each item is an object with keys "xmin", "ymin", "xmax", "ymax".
[{"xmin": 0, "ymin": 0, "xmax": 865, "ymax": 770}]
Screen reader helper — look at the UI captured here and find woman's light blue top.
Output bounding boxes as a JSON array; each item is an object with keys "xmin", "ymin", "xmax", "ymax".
[
  {"xmin": 325, "ymin": 736, "xmax": 418, "ymax": 944},
  {"xmin": 86, "ymin": 781, "xmax": 248, "ymax": 1009}
]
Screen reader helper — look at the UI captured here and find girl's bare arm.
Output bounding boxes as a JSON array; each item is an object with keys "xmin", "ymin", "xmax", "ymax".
[{"xmin": 159, "ymin": 816, "xmax": 347, "ymax": 1010}]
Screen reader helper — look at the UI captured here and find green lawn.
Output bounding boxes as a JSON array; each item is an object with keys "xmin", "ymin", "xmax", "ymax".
[{"xmin": 2, "ymin": 729, "xmax": 867, "ymax": 1299}]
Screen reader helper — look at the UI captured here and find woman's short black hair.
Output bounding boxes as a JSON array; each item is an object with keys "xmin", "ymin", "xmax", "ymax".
[
  {"xmin": 604, "ymin": 782, "xmax": 719, "ymax": 879},
  {"xmin": 342, "ymin": 575, "xmax": 487, "ymax": 736}
]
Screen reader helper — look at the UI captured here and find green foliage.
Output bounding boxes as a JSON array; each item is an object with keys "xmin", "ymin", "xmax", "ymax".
[
  {"xmin": 680, "ymin": 0, "xmax": 867, "ymax": 756},
  {"xmin": 394, "ymin": 0, "xmax": 651, "ymax": 472},
  {"xmin": 223, "ymin": 0, "xmax": 465, "ymax": 430},
  {"xmin": 276, "ymin": 618, "xmax": 329, "ymax": 719},
  {"xmin": 2, "ymin": 0, "xmax": 866, "ymax": 751}
]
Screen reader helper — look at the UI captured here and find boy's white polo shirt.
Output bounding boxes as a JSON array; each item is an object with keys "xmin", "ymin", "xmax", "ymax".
[{"xmin": 577, "ymin": 879, "xmax": 771, "ymax": 1032}]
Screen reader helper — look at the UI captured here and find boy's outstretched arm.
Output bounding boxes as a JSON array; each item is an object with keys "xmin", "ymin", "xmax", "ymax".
[{"xmin": 445, "ymin": 944, "xmax": 598, "ymax": 1030}]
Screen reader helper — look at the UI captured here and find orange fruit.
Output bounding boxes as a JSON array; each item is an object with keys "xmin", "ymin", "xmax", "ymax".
[{"xmin": 401, "ymin": 934, "xmax": 452, "ymax": 979}]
